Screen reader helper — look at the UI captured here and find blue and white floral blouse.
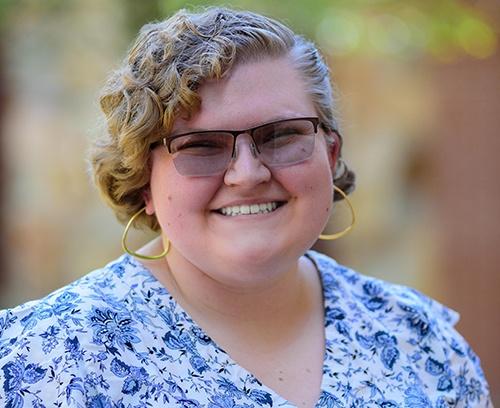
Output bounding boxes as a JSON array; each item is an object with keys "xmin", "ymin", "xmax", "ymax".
[{"xmin": 0, "ymin": 251, "xmax": 491, "ymax": 407}]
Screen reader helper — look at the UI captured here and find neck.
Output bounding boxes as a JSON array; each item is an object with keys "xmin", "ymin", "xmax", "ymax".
[{"xmin": 140, "ymin": 239, "xmax": 319, "ymax": 333}]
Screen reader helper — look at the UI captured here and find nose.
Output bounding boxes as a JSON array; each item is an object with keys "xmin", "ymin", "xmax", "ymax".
[{"xmin": 223, "ymin": 134, "xmax": 271, "ymax": 186}]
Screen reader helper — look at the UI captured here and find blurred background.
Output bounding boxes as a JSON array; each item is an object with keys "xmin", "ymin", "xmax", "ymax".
[{"xmin": 0, "ymin": 0, "xmax": 498, "ymax": 402}]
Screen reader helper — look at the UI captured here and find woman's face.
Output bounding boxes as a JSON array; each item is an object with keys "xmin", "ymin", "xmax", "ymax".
[{"xmin": 145, "ymin": 57, "xmax": 338, "ymax": 285}]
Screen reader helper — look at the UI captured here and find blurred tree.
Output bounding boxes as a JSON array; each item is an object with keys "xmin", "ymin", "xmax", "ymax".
[
  {"xmin": 0, "ymin": 0, "xmax": 496, "ymax": 61},
  {"xmin": 155, "ymin": 0, "xmax": 497, "ymax": 61},
  {"xmin": 122, "ymin": 0, "xmax": 161, "ymax": 39}
]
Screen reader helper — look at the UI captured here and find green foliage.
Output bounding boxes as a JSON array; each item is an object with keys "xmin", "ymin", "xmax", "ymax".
[
  {"xmin": 0, "ymin": 0, "xmax": 496, "ymax": 60},
  {"xmin": 155, "ymin": 0, "xmax": 498, "ymax": 60},
  {"xmin": 0, "ymin": 0, "xmax": 17, "ymax": 29}
]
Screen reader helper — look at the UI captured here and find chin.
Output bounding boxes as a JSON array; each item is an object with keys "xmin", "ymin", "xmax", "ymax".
[{"xmin": 220, "ymin": 240, "xmax": 300, "ymax": 271}]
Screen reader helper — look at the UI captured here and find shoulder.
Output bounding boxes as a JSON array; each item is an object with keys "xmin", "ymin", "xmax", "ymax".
[
  {"xmin": 1, "ymin": 255, "xmax": 136, "ymax": 341},
  {"xmin": 0, "ymin": 255, "xmax": 151, "ymax": 405},
  {"xmin": 307, "ymin": 249, "xmax": 458, "ymax": 326},
  {"xmin": 307, "ymin": 250, "xmax": 492, "ymax": 405}
]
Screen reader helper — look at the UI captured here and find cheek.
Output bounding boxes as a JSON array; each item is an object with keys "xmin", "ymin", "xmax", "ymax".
[
  {"xmin": 148, "ymin": 151, "xmax": 208, "ymax": 207},
  {"xmin": 302, "ymin": 149, "xmax": 335, "ymax": 217},
  {"xmin": 297, "ymin": 141, "xmax": 334, "ymax": 194},
  {"xmin": 279, "ymin": 156, "xmax": 334, "ymax": 209},
  {"xmin": 150, "ymin": 168, "xmax": 221, "ymax": 230}
]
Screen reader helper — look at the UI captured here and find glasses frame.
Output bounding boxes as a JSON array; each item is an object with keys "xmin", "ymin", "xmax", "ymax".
[
  {"xmin": 148, "ymin": 117, "xmax": 344, "ymax": 177},
  {"xmin": 155, "ymin": 116, "xmax": 320, "ymax": 157}
]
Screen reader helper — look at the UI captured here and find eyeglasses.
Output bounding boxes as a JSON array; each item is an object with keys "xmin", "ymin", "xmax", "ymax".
[{"xmin": 152, "ymin": 117, "xmax": 321, "ymax": 176}]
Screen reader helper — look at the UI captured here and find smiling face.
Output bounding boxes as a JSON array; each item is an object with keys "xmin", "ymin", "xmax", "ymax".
[{"xmin": 145, "ymin": 57, "xmax": 338, "ymax": 286}]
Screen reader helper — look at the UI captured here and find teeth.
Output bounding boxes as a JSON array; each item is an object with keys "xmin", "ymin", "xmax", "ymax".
[{"xmin": 219, "ymin": 202, "xmax": 279, "ymax": 216}]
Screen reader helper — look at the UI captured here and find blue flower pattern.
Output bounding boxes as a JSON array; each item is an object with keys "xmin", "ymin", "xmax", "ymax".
[{"xmin": 0, "ymin": 251, "xmax": 491, "ymax": 406}]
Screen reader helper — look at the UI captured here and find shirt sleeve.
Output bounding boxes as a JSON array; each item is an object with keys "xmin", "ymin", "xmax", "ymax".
[{"xmin": 402, "ymin": 287, "xmax": 493, "ymax": 406}]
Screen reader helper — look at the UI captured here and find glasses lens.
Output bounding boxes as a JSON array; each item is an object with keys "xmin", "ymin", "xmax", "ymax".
[
  {"xmin": 169, "ymin": 132, "xmax": 233, "ymax": 176},
  {"xmin": 166, "ymin": 119, "xmax": 318, "ymax": 176},
  {"xmin": 253, "ymin": 119, "xmax": 316, "ymax": 166}
]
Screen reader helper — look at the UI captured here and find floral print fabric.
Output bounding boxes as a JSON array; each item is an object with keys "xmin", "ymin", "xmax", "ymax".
[{"xmin": 0, "ymin": 251, "xmax": 491, "ymax": 407}]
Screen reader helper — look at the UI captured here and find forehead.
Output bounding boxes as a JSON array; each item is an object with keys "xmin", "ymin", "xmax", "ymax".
[{"xmin": 172, "ymin": 57, "xmax": 316, "ymax": 133}]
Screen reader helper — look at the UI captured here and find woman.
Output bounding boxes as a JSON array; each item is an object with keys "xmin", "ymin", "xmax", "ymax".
[{"xmin": 0, "ymin": 7, "xmax": 491, "ymax": 407}]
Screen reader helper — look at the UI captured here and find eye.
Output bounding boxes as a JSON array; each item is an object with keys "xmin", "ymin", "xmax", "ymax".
[
  {"xmin": 273, "ymin": 128, "xmax": 297, "ymax": 137},
  {"xmin": 171, "ymin": 133, "xmax": 230, "ymax": 156},
  {"xmin": 178, "ymin": 140, "xmax": 221, "ymax": 150},
  {"xmin": 259, "ymin": 127, "xmax": 301, "ymax": 147}
]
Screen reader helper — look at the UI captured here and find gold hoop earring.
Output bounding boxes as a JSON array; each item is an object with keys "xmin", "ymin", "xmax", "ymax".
[
  {"xmin": 319, "ymin": 186, "xmax": 356, "ymax": 240},
  {"xmin": 121, "ymin": 207, "xmax": 170, "ymax": 260}
]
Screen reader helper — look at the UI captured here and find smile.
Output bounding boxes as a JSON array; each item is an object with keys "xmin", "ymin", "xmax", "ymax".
[{"xmin": 217, "ymin": 201, "xmax": 284, "ymax": 216}]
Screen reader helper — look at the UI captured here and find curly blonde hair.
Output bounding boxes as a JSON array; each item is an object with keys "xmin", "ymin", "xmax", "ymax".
[{"xmin": 89, "ymin": 7, "xmax": 356, "ymax": 231}]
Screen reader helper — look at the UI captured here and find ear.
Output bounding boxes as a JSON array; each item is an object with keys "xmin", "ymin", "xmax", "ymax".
[
  {"xmin": 143, "ymin": 187, "xmax": 155, "ymax": 216},
  {"xmin": 326, "ymin": 130, "xmax": 341, "ymax": 174}
]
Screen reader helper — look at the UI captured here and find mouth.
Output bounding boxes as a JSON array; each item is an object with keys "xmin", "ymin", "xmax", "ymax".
[{"xmin": 215, "ymin": 201, "xmax": 287, "ymax": 217}]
